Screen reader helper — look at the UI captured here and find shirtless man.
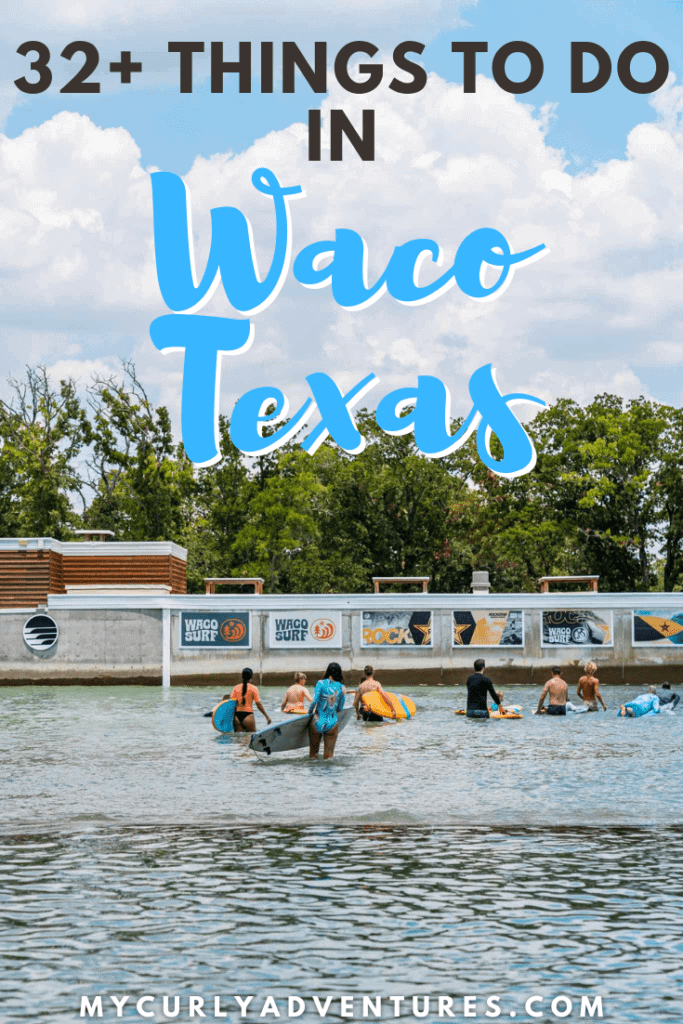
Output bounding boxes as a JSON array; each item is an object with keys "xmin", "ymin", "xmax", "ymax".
[
  {"xmin": 577, "ymin": 661, "xmax": 606, "ymax": 711},
  {"xmin": 537, "ymin": 666, "xmax": 568, "ymax": 716},
  {"xmin": 281, "ymin": 672, "xmax": 313, "ymax": 713},
  {"xmin": 354, "ymin": 665, "xmax": 396, "ymax": 720}
]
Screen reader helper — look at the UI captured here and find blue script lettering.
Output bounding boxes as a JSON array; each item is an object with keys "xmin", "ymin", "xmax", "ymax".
[
  {"xmin": 151, "ymin": 168, "xmax": 303, "ymax": 315},
  {"xmin": 376, "ymin": 366, "xmax": 544, "ymax": 477},
  {"xmin": 149, "ymin": 167, "xmax": 548, "ymax": 476}
]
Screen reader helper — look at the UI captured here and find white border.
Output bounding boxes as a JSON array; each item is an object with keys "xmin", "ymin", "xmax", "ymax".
[
  {"xmin": 268, "ymin": 611, "xmax": 342, "ymax": 649},
  {"xmin": 360, "ymin": 610, "xmax": 434, "ymax": 649},
  {"xmin": 540, "ymin": 609, "xmax": 614, "ymax": 649},
  {"xmin": 179, "ymin": 611, "xmax": 252, "ymax": 650},
  {"xmin": 451, "ymin": 609, "xmax": 525, "ymax": 649},
  {"xmin": 631, "ymin": 609, "xmax": 683, "ymax": 647},
  {"xmin": 23, "ymin": 612, "xmax": 59, "ymax": 652}
]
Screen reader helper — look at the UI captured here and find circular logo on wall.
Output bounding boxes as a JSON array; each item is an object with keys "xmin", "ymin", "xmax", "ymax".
[
  {"xmin": 219, "ymin": 618, "xmax": 247, "ymax": 644},
  {"xmin": 310, "ymin": 618, "xmax": 337, "ymax": 642},
  {"xmin": 23, "ymin": 614, "xmax": 59, "ymax": 652}
]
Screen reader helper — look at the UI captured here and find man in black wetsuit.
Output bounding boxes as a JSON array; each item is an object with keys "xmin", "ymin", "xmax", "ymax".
[
  {"xmin": 658, "ymin": 682, "xmax": 681, "ymax": 709},
  {"xmin": 466, "ymin": 658, "xmax": 503, "ymax": 719}
]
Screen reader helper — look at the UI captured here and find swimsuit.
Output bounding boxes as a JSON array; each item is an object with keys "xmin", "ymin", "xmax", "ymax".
[
  {"xmin": 229, "ymin": 681, "xmax": 260, "ymax": 713},
  {"xmin": 466, "ymin": 673, "xmax": 499, "ymax": 716},
  {"xmin": 622, "ymin": 694, "xmax": 660, "ymax": 717},
  {"xmin": 546, "ymin": 704, "xmax": 567, "ymax": 716},
  {"xmin": 310, "ymin": 679, "xmax": 344, "ymax": 734},
  {"xmin": 360, "ymin": 709, "xmax": 384, "ymax": 722},
  {"xmin": 234, "ymin": 710, "xmax": 252, "ymax": 724}
]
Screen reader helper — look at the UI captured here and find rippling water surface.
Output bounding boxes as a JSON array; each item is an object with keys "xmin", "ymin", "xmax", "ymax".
[
  {"xmin": 1, "ymin": 826, "xmax": 682, "ymax": 1024},
  {"xmin": 0, "ymin": 685, "xmax": 681, "ymax": 826},
  {"xmin": 1, "ymin": 688, "xmax": 682, "ymax": 1024}
]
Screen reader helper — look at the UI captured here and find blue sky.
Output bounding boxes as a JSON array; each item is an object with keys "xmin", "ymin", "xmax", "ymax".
[
  {"xmin": 1, "ymin": 0, "xmax": 683, "ymax": 445},
  {"xmin": 5, "ymin": 0, "xmax": 683, "ymax": 173}
]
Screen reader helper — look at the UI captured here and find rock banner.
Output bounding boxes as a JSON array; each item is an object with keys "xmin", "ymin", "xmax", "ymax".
[
  {"xmin": 632, "ymin": 611, "xmax": 683, "ymax": 646},
  {"xmin": 269, "ymin": 612, "xmax": 342, "ymax": 648},
  {"xmin": 452, "ymin": 610, "xmax": 524, "ymax": 647},
  {"xmin": 541, "ymin": 610, "xmax": 613, "ymax": 647},
  {"xmin": 361, "ymin": 611, "xmax": 432, "ymax": 647}
]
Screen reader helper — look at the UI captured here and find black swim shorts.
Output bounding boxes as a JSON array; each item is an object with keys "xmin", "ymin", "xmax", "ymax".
[
  {"xmin": 466, "ymin": 709, "xmax": 490, "ymax": 719},
  {"xmin": 545, "ymin": 704, "xmax": 567, "ymax": 716},
  {"xmin": 361, "ymin": 709, "xmax": 384, "ymax": 722}
]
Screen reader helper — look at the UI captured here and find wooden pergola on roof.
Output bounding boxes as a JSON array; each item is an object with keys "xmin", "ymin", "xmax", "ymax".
[
  {"xmin": 539, "ymin": 575, "xmax": 599, "ymax": 593},
  {"xmin": 204, "ymin": 577, "xmax": 265, "ymax": 595},
  {"xmin": 372, "ymin": 576, "xmax": 430, "ymax": 594}
]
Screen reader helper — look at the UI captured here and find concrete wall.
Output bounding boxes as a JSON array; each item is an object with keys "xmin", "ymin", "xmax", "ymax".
[{"xmin": 2, "ymin": 592, "xmax": 683, "ymax": 685}]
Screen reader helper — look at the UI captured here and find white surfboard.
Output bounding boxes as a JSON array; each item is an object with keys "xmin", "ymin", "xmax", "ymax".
[{"xmin": 249, "ymin": 707, "xmax": 355, "ymax": 755}]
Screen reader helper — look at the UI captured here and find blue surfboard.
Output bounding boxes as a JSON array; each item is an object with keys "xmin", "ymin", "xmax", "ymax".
[{"xmin": 211, "ymin": 699, "xmax": 237, "ymax": 733}]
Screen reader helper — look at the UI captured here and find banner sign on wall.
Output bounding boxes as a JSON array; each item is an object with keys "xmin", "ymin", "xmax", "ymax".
[
  {"xmin": 269, "ymin": 612, "xmax": 341, "ymax": 648},
  {"xmin": 541, "ymin": 610, "xmax": 613, "ymax": 647},
  {"xmin": 180, "ymin": 612, "xmax": 250, "ymax": 649},
  {"xmin": 361, "ymin": 611, "xmax": 432, "ymax": 647},
  {"xmin": 452, "ymin": 610, "xmax": 524, "ymax": 647},
  {"xmin": 632, "ymin": 611, "xmax": 683, "ymax": 646}
]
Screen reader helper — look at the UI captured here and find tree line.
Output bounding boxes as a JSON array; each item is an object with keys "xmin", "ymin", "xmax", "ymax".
[{"xmin": 1, "ymin": 363, "xmax": 682, "ymax": 594}]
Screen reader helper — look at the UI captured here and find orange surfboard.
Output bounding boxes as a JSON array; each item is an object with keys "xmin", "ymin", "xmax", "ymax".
[{"xmin": 362, "ymin": 691, "xmax": 416, "ymax": 719}]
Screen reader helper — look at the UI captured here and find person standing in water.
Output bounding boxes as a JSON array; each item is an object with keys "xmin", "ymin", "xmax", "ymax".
[
  {"xmin": 537, "ymin": 667, "xmax": 568, "ymax": 716},
  {"xmin": 466, "ymin": 659, "xmax": 503, "ymax": 719},
  {"xmin": 229, "ymin": 667, "xmax": 272, "ymax": 733},
  {"xmin": 577, "ymin": 661, "xmax": 606, "ymax": 711},
  {"xmin": 354, "ymin": 665, "xmax": 396, "ymax": 721},
  {"xmin": 309, "ymin": 662, "xmax": 345, "ymax": 759},
  {"xmin": 281, "ymin": 672, "xmax": 313, "ymax": 714}
]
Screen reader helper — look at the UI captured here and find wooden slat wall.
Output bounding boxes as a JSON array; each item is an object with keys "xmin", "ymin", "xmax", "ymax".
[
  {"xmin": 0, "ymin": 551, "xmax": 53, "ymax": 608},
  {"xmin": 49, "ymin": 550, "xmax": 65, "ymax": 594},
  {"xmin": 62, "ymin": 555, "xmax": 180, "ymax": 589},
  {"xmin": 0, "ymin": 548, "xmax": 187, "ymax": 606},
  {"xmin": 170, "ymin": 555, "xmax": 187, "ymax": 594}
]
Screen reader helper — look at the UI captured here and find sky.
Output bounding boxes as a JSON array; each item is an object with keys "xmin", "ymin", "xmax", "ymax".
[{"xmin": 1, "ymin": 0, "xmax": 683, "ymax": 449}]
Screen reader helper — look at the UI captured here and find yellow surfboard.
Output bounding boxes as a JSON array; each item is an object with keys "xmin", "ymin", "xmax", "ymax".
[{"xmin": 362, "ymin": 691, "xmax": 416, "ymax": 719}]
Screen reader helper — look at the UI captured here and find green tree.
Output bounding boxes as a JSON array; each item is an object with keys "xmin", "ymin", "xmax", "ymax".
[
  {"xmin": 84, "ymin": 361, "xmax": 196, "ymax": 543},
  {"xmin": 0, "ymin": 366, "xmax": 90, "ymax": 538}
]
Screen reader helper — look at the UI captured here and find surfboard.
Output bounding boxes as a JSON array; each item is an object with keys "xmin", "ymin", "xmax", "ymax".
[
  {"xmin": 249, "ymin": 707, "xmax": 355, "ymax": 755},
  {"xmin": 362, "ymin": 691, "xmax": 417, "ymax": 719},
  {"xmin": 454, "ymin": 705, "xmax": 521, "ymax": 716},
  {"xmin": 211, "ymin": 699, "xmax": 237, "ymax": 733}
]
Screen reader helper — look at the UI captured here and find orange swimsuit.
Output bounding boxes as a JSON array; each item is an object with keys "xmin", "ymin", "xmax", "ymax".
[{"xmin": 229, "ymin": 682, "xmax": 260, "ymax": 713}]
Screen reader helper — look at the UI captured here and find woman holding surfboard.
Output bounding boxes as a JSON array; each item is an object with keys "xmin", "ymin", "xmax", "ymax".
[
  {"xmin": 308, "ymin": 662, "xmax": 346, "ymax": 760},
  {"xmin": 229, "ymin": 667, "xmax": 272, "ymax": 733}
]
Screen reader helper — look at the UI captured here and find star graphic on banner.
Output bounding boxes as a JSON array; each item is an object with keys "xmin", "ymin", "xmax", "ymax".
[
  {"xmin": 413, "ymin": 623, "xmax": 432, "ymax": 645},
  {"xmin": 453, "ymin": 622, "xmax": 470, "ymax": 645}
]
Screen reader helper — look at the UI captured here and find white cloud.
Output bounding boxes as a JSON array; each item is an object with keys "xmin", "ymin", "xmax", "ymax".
[{"xmin": 4, "ymin": 68, "xmax": 683, "ymax": 435}]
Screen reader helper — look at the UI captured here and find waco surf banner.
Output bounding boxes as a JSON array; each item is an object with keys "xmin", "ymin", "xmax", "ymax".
[
  {"xmin": 179, "ymin": 611, "xmax": 251, "ymax": 649},
  {"xmin": 632, "ymin": 611, "xmax": 683, "ymax": 646},
  {"xmin": 361, "ymin": 610, "xmax": 432, "ymax": 647},
  {"xmin": 452, "ymin": 610, "xmax": 524, "ymax": 647},
  {"xmin": 269, "ymin": 611, "xmax": 341, "ymax": 648},
  {"xmin": 541, "ymin": 610, "xmax": 613, "ymax": 648}
]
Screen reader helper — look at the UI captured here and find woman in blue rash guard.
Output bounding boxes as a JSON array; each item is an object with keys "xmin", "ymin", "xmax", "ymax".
[
  {"xmin": 618, "ymin": 685, "xmax": 661, "ymax": 717},
  {"xmin": 309, "ymin": 662, "xmax": 345, "ymax": 760}
]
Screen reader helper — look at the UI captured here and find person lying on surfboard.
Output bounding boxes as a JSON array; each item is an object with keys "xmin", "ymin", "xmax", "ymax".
[
  {"xmin": 229, "ymin": 667, "xmax": 272, "ymax": 733},
  {"xmin": 353, "ymin": 665, "xmax": 396, "ymax": 721},
  {"xmin": 281, "ymin": 672, "xmax": 314, "ymax": 714}
]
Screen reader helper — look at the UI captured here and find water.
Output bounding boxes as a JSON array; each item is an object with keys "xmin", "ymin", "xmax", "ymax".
[
  {"xmin": 1, "ymin": 687, "xmax": 682, "ymax": 1024},
  {"xmin": 0, "ymin": 685, "xmax": 681, "ymax": 827}
]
